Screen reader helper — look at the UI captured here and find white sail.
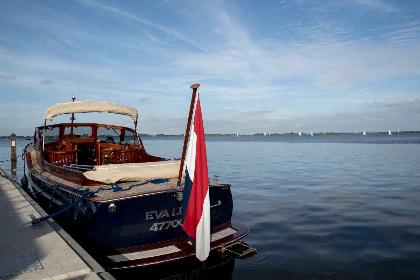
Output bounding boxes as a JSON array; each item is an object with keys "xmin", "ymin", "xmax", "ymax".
[
  {"xmin": 363, "ymin": 131, "xmax": 366, "ymax": 135},
  {"xmin": 389, "ymin": 130, "xmax": 392, "ymax": 135},
  {"xmin": 310, "ymin": 131, "xmax": 313, "ymax": 136},
  {"xmin": 299, "ymin": 131, "xmax": 302, "ymax": 136}
]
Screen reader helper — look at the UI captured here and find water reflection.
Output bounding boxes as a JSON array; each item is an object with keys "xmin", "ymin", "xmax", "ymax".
[
  {"xmin": 111, "ymin": 254, "xmax": 236, "ymax": 280},
  {"xmin": 1, "ymin": 135, "xmax": 420, "ymax": 280}
]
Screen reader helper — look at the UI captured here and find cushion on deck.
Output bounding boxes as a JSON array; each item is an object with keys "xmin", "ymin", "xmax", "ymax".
[{"xmin": 83, "ymin": 160, "xmax": 181, "ymax": 184}]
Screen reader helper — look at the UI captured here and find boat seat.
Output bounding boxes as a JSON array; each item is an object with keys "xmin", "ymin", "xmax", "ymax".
[
  {"xmin": 46, "ymin": 144, "xmax": 79, "ymax": 166},
  {"xmin": 94, "ymin": 141, "xmax": 140, "ymax": 165},
  {"xmin": 101, "ymin": 148, "xmax": 139, "ymax": 165}
]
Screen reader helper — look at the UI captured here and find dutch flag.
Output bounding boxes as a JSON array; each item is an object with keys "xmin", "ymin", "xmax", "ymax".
[{"xmin": 182, "ymin": 93, "xmax": 210, "ymax": 262}]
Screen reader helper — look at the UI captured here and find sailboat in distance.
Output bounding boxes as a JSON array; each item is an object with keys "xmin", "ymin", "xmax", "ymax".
[
  {"xmin": 310, "ymin": 131, "xmax": 313, "ymax": 136},
  {"xmin": 389, "ymin": 130, "xmax": 392, "ymax": 135},
  {"xmin": 363, "ymin": 131, "xmax": 366, "ymax": 135},
  {"xmin": 298, "ymin": 131, "xmax": 302, "ymax": 136}
]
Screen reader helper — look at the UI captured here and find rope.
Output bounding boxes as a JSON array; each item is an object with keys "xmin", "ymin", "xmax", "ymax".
[
  {"xmin": 0, "ymin": 170, "xmax": 21, "ymax": 186},
  {"xmin": 48, "ymin": 184, "xmax": 60, "ymax": 209},
  {"xmin": 0, "ymin": 158, "xmax": 16, "ymax": 163},
  {"xmin": 22, "ymin": 142, "xmax": 32, "ymax": 160},
  {"xmin": 1, "ymin": 156, "xmax": 169, "ymax": 225},
  {"xmin": 29, "ymin": 179, "xmax": 168, "ymax": 224},
  {"xmin": 31, "ymin": 193, "xmax": 90, "ymax": 225},
  {"xmin": 0, "ymin": 142, "xmax": 33, "ymax": 162}
]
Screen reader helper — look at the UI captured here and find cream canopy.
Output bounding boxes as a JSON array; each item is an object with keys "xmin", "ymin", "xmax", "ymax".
[{"xmin": 45, "ymin": 101, "xmax": 138, "ymax": 124}]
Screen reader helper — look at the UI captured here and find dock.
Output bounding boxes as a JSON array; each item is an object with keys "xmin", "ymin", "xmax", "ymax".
[{"xmin": 0, "ymin": 168, "xmax": 115, "ymax": 280}]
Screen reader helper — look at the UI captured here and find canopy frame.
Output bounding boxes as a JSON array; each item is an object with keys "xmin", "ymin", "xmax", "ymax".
[
  {"xmin": 45, "ymin": 101, "xmax": 138, "ymax": 124},
  {"xmin": 43, "ymin": 101, "xmax": 139, "ymax": 151}
]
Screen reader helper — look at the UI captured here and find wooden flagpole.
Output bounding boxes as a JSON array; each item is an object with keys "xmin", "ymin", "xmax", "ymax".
[{"xmin": 177, "ymin": 83, "xmax": 200, "ymax": 187}]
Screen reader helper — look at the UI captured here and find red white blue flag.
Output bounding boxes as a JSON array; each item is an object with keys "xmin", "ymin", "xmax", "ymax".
[{"xmin": 182, "ymin": 93, "xmax": 210, "ymax": 262}]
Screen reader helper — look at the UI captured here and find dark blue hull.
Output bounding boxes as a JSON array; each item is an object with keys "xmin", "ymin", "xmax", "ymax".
[{"xmin": 29, "ymin": 174, "xmax": 233, "ymax": 252}]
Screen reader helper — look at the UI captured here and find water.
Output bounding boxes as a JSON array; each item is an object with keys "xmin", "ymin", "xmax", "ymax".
[{"xmin": 1, "ymin": 134, "xmax": 420, "ymax": 279}]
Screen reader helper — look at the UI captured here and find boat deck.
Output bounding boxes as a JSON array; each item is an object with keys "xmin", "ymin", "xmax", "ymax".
[{"xmin": 32, "ymin": 168, "xmax": 181, "ymax": 202}]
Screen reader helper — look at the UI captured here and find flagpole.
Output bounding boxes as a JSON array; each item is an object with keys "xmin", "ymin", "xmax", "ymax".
[{"xmin": 177, "ymin": 83, "xmax": 200, "ymax": 188}]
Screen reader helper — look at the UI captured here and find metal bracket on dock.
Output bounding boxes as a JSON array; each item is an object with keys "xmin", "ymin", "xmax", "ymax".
[
  {"xmin": 29, "ymin": 214, "xmax": 42, "ymax": 228},
  {"xmin": 218, "ymin": 240, "xmax": 257, "ymax": 258}
]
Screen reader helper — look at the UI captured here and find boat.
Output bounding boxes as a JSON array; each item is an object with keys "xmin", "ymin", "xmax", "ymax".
[
  {"xmin": 310, "ymin": 131, "xmax": 313, "ymax": 136},
  {"xmin": 298, "ymin": 131, "xmax": 302, "ymax": 136},
  {"xmin": 23, "ymin": 86, "xmax": 253, "ymax": 269},
  {"xmin": 389, "ymin": 130, "xmax": 392, "ymax": 135},
  {"xmin": 363, "ymin": 131, "xmax": 366, "ymax": 135}
]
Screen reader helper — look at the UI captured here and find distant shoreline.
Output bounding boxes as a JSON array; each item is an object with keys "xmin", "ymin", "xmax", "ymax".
[{"xmin": 1, "ymin": 131, "xmax": 418, "ymax": 138}]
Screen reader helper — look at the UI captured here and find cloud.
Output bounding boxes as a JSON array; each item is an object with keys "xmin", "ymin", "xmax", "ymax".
[
  {"xmin": 79, "ymin": 0, "xmax": 207, "ymax": 52},
  {"xmin": 139, "ymin": 96, "xmax": 152, "ymax": 103},
  {"xmin": 176, "ymin": 13, "xmax": 420, "ymax": 90},
  {"xmin": 0, "ymin": 74, "xmax": 16, "ymax": 81},
  {"xmin": 351, "ymin": 0, "xmax": 401, "ymax": 13},
  {"xmin": 292, "ymin": 0, "xmax": 402, "ymax": 14},
  {"xmin": 368, "ymin": 99, "xmax": 420, "ymax": 114},
  {"xmin": 40, "ymin": 79, "xmax": 53, "ymax": 85},
  {"xmin": 233, "ymin": 109, "xmax": 276, "ymax": 118},
  {"xmin": 0, "ymin": 0, "xmax": 418, "ymax": 135},
  {"xmin": 201, "ymin": 98, "xmax": 420, "ymax": 134}
]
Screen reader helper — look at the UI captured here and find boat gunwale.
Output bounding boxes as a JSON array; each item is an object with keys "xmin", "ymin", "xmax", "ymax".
[{"xmin": 29, "ymin": 169, "xmax": 231, "ymax": 203}]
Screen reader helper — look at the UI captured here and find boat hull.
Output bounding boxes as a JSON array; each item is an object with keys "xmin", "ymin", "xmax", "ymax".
[
  {"xmin": 106, "ymin": 219, "xmax": 248, "ymax": 269},
  {"xmin": 28, "ymin": 172, "xmax": 241, "ymax": 261}
]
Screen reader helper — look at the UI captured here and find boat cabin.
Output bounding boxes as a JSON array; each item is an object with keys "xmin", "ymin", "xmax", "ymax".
[{"xmin": 35, "ymin": 123, "xmax": 161, "ymax": 169}]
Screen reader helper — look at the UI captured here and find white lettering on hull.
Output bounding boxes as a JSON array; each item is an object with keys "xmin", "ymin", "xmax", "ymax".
[{"xmin": 145, "ymin": 207, "xmax": 182, "ymax": 220}]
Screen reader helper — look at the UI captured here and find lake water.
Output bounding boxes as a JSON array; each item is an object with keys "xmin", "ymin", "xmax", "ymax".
[{"xmin": 1, "ymin": 134, "xmax": 420, "ymax": 279}]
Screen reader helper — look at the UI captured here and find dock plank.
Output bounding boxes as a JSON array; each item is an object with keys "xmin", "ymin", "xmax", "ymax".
[{"xmin": 0, "ymin": 173, "xmax": 106, "ymax": 280}]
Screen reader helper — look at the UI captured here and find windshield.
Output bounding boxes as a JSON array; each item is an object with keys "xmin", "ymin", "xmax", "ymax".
[
  {"xmin": 97, "ymin": 126, "xmax": 121, "ymax": 142},
  {"xmin": 64, "ymin": 126, "xmax": 92, "ymax": 139},
  {"xmin": 43, "ymin": 126, "xmax": 60, "ymax": 144},
  {"xmin": 124, "ymin": 129, "xmax": 137, "ymax": 144}
]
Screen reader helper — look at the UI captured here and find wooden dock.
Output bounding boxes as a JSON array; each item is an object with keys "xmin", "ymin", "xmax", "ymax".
[{"xmin": 0, "ymin": 168, "xmax": 115, "ymax": 280}]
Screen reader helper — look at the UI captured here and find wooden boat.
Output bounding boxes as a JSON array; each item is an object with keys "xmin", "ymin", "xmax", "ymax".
[{"xmin": 23, "ymin": 92, "xmax": 253, "ymax": 269}]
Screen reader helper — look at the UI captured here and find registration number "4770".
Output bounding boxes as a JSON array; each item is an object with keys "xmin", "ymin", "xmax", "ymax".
[{"xmin": 149, "ymin": 219, "xmax": 183, "ymax": 232}]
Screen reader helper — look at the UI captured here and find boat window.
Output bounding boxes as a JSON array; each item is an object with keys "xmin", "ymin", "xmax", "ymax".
[
  {"xmin": 44, "ymin": 126, "xmax": 60, "ymax": 144},
  {"xmin": 124, "ymin": 129, "xmax": 137, "ymax": 144},
  {"xmin": 64, "ymin": 126, "xmax": 92, "ymax": 138},
  {"xmin": 97, "ymin": 126, "xmax": 121, "ymax": 142}
]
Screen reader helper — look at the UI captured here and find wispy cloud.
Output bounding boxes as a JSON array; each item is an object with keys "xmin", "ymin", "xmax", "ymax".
[
  {"xmin": 0, "ymin": 0, "xmax": 418, "ymax": 135},
  {"xmin": 0, "ymin": 74, "xmax": 16, "ymax": 81},
  {"xmin": 40, "ymin": 79, "xmax": 53, "ymax": 85},
  {"xmin": 351, "ymin": 0, "xmax": 402, "ymax": 13},
  {"xmin": 291, "ymin": 0, "xmax": 402, "ymax": 14},
  {"xmin": 79, "ymin": 0, "xmax": 208, "ymax": 52},
  {"xmin": 175, "ymin": 7, "xmax": 420, "ymax": 90},
  {"xmin": 139, "ymin": 96, "xmax": 152, "ymax": 103}
]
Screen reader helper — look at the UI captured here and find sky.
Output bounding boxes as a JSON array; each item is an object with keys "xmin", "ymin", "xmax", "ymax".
[{"xmin": 0, "ymin": 0, "xmax": 419, "ymax": 135}]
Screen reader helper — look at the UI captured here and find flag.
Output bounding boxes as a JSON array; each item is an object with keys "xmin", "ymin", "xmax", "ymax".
[{"xmin": 182, "ymin": 93, "xmax": 210, "ymax": 262}]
